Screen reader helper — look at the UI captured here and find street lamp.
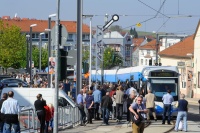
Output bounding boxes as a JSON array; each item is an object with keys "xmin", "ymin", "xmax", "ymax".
[
  {"xmin": 130, "ymin": 44, "xmax": 134, "ymax": 66},
  {"xmin": 187, "ymin": 53, "xmax": 193, "ymax": 98},
  {"xmin": 48, "ymin": 13, "xmax": 56, "ymax": 88},
  {"xmin": 26, "ymin": 34, "xmax": 30, "ymax": 73},
  {"xmin": 29, "ymin": 24, "xmax": 37, "ymax": 86},
  {"xmin": 83, "ymin": 15, "xmax": 93, "ymax": 88},
  {"xmin": 39, "ymin": 32, "xmax": 45, "ymax": 72}
]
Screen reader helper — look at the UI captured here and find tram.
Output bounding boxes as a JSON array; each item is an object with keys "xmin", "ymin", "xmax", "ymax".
[{"xmin": 91, "ymin": 66, "xmax": 179, "ymax": 117}]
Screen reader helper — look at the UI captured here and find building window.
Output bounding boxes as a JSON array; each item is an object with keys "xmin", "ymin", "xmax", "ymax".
[
  {"xmin": 145, "ymin": 59, "xmax": 147, "ymax": 65},
  {"xmin": 182, "ymin": 81, "xmax": 186, "ymax": 88},
  {"xmin": 35, "ymin": 33, "xmax": 39, "ymax": 39},
  {"xmin": 83, "ymin": 34, "xmax": 89, "ymax": 40},
  {"xmin": 67, "ymin": 34, "xmax": 73, "ymax": 41},
  {"xmin": 141, "ymin": 59, "xmax": 143, "ymax": 65},
  {"xmin": 147, "ymin": 50, "xmax": 150, "ymax": 54},
  {"xmin": 32, "ymin": 33, "xmax": 35, "ymax": 38},
  {"xmin": 141, "ymin": 50, "xmax": 144, "ymax": 55},
  {"xmin": 45, "ymin": 33, "xmax": 48, "ymax": 38}
]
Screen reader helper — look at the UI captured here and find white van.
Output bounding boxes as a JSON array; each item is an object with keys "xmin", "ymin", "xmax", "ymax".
[{"xmin": 1, "ymin": 87, "xmax": 76, "ymax": 108}]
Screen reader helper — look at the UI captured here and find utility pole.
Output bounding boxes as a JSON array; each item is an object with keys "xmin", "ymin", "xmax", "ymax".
[
  {"xmin": 53, "ymin": 0, "xmax": 60, "ymax": 132},
  {"xmin": 156, "ymin": 33, "xmax": 159, "ymax": 65},
  {"xmin": 76, "ymin": 0, "xmax": 83, "ymax": 96}
]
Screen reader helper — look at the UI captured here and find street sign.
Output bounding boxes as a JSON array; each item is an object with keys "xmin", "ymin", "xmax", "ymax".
[
  {"xmin": 177, "ymin": 61, "xmax": 185, "ymax": 67},
  {"xmin": 51, "ymin": 24, "xmax": 68, "ymax": 48}
]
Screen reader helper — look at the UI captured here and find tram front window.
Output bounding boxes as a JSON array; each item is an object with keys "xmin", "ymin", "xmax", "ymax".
[{"xmin": 149, "ymin": 79, "xmax": 178, "ymax": 101}]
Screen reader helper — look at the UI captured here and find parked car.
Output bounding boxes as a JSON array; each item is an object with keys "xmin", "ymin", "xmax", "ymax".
[
  {"xmin": 0, "ymin": 75, "xmax": 12, "ymax": 80},
  {"xmin": 0, "ymin": 78, "xmax": 28, "ymax": 88}
]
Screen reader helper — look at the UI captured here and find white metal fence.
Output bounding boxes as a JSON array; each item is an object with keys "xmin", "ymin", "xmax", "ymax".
[{"xmin": 19, "ymin": 105, "xmax": 80, "ymax": 132}]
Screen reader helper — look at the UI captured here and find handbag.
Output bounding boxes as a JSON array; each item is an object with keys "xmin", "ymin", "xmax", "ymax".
[{"xmin": 130, "ymin": 111, "xmax": 144, "ymax": 125}]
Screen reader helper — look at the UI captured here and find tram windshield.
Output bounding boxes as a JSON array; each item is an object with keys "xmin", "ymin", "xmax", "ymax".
[{"xmin": 148, "ymin": 79, "xmax": 178, "ymax": 101}]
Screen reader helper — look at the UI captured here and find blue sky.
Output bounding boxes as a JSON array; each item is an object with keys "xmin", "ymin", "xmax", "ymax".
[{"xmin": 0, "ymin": 0, "xmax": 199, "ymax": 35}]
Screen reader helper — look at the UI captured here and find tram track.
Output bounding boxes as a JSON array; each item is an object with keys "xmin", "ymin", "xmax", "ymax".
[{"xmin": 164, "ymin": 120, "xmax": 176, "ymax": 133}]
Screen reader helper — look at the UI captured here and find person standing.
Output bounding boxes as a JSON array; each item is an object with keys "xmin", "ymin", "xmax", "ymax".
[
  {"xmin": 129, "ymin": 96, "xmax": 147, "ymax": 133},
  {"xmin": 101, "ymin": 91, "xmax": 113, "ymax": 125},
  {"xmin": 1, "ymin": 91, "xmax": 20, "ymax": 133},
  {"xmin": 162, "ymin": 89, "xmax": 174, "ymax": 125},
  {"xmin": 85, "ymin": 91, "xmax": 94, "ymax": 124},
  {"xmin": 77, "ymin": 90, "xmax": 86, "ymax": 126},
  {"xmin": 92, "ymin": 85, "xmax": 102, "ymax": 120},
  {"xmin": 174, "ymin": 94, "xmax": 188, "ymax": 132},
  {"xmin": 34, "ymin": 94, "xmax": 46, "ymax": 133},
  {"xmin": 0, "ymin": 93, "xmax": 8, "ymax": 133},
  {"xmin": 44, "ymin": 104, "xmax": 52, "ymax": 133},
  {"xmin": 115, "ymin": 85, "xmax": 124, "ymax": 122},
  {"xmin": 145, "ymin": 90, "xmax": 157, "ymax": 121},
  {"xmin": 127, "ymin": 90, "xmax": 137, "ymax": 123}
]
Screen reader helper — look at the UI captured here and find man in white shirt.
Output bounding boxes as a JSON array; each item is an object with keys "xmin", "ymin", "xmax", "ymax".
[{"xmin": 1, "ymin": 91, "xmax": 20, "ymax": 133}]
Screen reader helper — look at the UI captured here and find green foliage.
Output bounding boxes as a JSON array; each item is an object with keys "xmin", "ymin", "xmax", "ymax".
[
  {"xmin": 103, "ymin": 47, "xmax": 123, "ymax": 69},
  {"xmin": 32, "ymin": 46, "xmax": 48, "ymax": 69},
  {"xmin": 82, "ymin": 46, "xmax": 89, "ymax": 62},
  {"xmin": 109, "ymin": 25, "xmax": 122, "ymax": 32},
  {"xmin": 0, "ymin": 20, "xmax": 26, "ymax": 69}
]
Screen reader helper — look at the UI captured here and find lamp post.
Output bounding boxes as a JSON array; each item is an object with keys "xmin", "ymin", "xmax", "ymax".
[
  {"xmin": 130, "ymin": 44, "xmax": 134, "ymax": 66},
  {"xmin": 39, "ymin": 32, "xmax": 45, "ymax": 72},
  {"xmin": 83, "ymin": 15, "xmax": 93, "ymax": 88},
  {"xmin": 26, "ymin": 35, "xmax": 30, "ymax": 73},
  {"xmin": 48, "ymin": 13, "xmax": 56, "ymax": 88},
  {"xmin": 29, "ymin": 24, "xmax": 37, "ymax": 86},
  {"xmin": 187, "ymin": 53, "xmax": 193, "ymax": 98}
]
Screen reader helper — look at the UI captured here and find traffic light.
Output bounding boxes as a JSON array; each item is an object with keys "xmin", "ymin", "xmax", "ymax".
[
  {"xmin": 82, "ymin": 62, "xmax": 89, "ymax": 74},
  {"xmin": 59, "ymin": 49, "xmax": 67, "ymax": 80},
  {"xmin": 58, "ymin": 24, "xmax": 62, "ymax": 46}
]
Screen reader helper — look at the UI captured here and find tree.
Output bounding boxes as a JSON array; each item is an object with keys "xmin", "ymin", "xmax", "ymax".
[
  {"xmin": 32, "ymin": 46, "xmax": 48, "ymax": 70},
  {"xmin": 103, "ymin": 47, "xmax": 123, "ymax": 69},
  {"xmin": 133, "ymin": 28, "xmax": 138, "ymax": 38},
  {"xmin": 130, "ymin": 27, "xmax": 134, "ymax": 35},
  {"xmin": 0, "ymin": 20, "xmax": 26, "ymax": 70},
  {"xmin": 109, "ymin": 25, "xmax": 122, "ymax": 32}
]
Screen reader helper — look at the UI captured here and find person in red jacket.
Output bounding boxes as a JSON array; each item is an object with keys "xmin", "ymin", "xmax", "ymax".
[
  {"xmin": 44, "ymin": 105, "xmax": 52, "ymax": 133},
  {"xmin": 48, "ymin": 103, "xmax": 54, "ymax": 131}
]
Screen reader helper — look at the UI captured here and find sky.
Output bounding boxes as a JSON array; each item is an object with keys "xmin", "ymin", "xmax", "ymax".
[{"xmin": 0, "ymin": 0, "xmax": 200, "ymax": 35}]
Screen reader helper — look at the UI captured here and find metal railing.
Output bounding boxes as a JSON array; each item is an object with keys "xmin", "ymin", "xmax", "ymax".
[{"xmin": 18, "ymin": 105, "xmax": 80, "ymax": 132}]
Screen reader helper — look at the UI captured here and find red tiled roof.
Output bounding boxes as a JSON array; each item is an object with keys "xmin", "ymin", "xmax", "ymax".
[
  {"xmin": 132, "ymin": 38, "xmax": 145, "ymax": 52},
  {"xmin": 133, "ymin": 38, "xmax": 145, "ymax": 46},
  {"xmin": 140, "ymin": 39, "xmax": 160, "ymax": 50},
  {"xmin": 0, "ymin": 18, "xmax": 90, "ymax": 33},
  {"xmin": 159, "ymin": 35, "xmax": 194, "ymax": 58}
]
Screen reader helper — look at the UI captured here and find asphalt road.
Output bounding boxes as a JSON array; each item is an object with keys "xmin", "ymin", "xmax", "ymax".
[{"xmin": 188, "ymin": 104, "xmax": 200, "ymax": 122}]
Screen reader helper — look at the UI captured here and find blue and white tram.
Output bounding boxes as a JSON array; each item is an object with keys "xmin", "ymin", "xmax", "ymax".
[
  {"xmin": 91, "ymin": 66, "xmax": 179, "ymax": 117},
  {"xmin": 138, "ymin": 66, "xmax": 179, "ymax": 117}
]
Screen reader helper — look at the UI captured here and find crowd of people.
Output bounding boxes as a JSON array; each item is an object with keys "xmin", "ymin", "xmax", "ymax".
[
  {"xmin": 75, "ymin": 82, "xmax": 189, "ymax": 133},
  {"xmin": 0, "ymin": 72, "xmax": 191, "ymax": 133}
]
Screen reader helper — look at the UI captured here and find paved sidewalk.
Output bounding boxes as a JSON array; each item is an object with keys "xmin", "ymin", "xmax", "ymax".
[
  {"xmin": 60, "ymin": 120, "xmax": 174, "ymax": 133},
  {"xmin": 60, "ymin": 120, "xmax": 199, "ymax": 133},
  {"xmin": 185, "ymin": 98, "xmax": 200, "ymax": 105}
]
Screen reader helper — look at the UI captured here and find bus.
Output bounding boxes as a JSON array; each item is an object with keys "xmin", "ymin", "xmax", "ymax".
[{"xmin": 91, "ymin": 66, "xmax": 179, "ymax": 117}]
